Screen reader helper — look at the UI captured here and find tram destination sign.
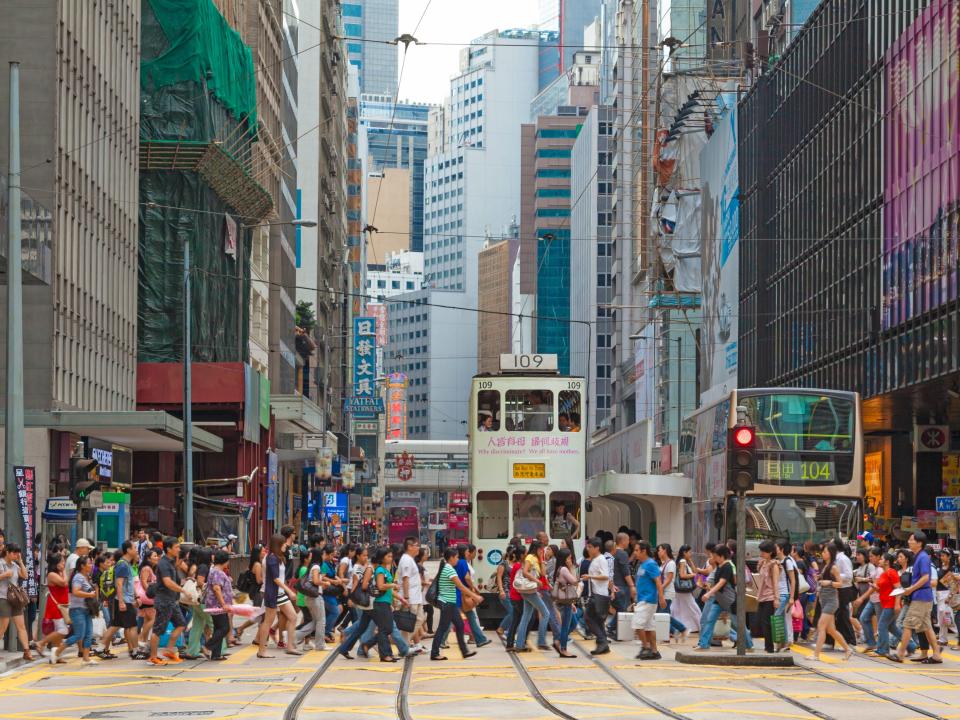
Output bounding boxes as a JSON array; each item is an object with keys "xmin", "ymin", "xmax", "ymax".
[
  {"xmin": 512, "ymin": 462, "xmax": 546, "ymax": 479},
  {"xmin": 759, "ymin": 458, "xmax": 836, "ymax": 484},
  {"xmin": 499, "ymin": 353, "xmax": 558, "ymax": 372}
]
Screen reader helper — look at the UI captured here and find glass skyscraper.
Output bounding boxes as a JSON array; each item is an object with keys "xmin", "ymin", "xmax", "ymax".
[{"xmin": 343, "ymin": 0, "xmax": 398, "ymax": 96}]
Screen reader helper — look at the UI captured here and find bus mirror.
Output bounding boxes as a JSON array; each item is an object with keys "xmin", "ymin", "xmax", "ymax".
[
  {"xmin": 585, "ymin": 500, "xmax": 593, "ymax": 513},
  {"xmin": 466, "ymin": 502, "xmax": 473, "ymax": 513}
]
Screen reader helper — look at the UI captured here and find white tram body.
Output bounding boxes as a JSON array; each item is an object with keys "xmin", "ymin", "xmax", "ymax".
[{"xmin": 468, "ymin": 354, "xmax": 586, "ymax": 617}]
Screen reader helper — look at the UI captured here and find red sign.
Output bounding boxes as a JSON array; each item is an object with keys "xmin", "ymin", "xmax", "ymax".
[{"xmin": 397, "ymin": 451, "xmax": 415, "ymax": 482}]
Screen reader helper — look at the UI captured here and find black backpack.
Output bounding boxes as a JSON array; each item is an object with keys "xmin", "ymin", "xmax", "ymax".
[
  {"xmin": 425, "ymin": 560, "xmax": 444, "ymax": 608},
  {"xmin": 236, "ymin": 569, "xmax": 258, "ymax": 595}
]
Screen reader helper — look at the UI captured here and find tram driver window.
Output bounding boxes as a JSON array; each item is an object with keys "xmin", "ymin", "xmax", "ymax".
[
  {"xmin": 513, "ymin": 491, "xmax": 546, "ymax": 538},
  {"xmin": 558, "ymin": 390, "xmax": 582, "ymax": 431},
  {"xmin": 549, "ymin": 492, "xmax": 582, "ymax": 540},
  {"xmin": 477, "ymin": 389, "xmax": 500, "ymax": 431},
  {"xmin": 477, "ymin": 491, "xmax": 508, "ymax": 539},
  {"xmin": 504, "ymin": 390, "xmax": 554, "ymax": 431}
]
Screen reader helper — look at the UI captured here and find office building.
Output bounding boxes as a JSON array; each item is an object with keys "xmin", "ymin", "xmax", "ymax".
[
  {"xmin": 477, "ymin": 225, "xmax": 523, "ymax": 375},
  {"xmin": 537, "ymin": 0, "xmax": 604, "ymax": 75},
  {"xmin": 344, "ymin": 0, "xmax": 399, "ymax": 96},
  {"xmin": 571, "ymin": 105, "xmax": 616, "ymax": 431},
  {"xmin": 738, "ymin": 0, "xmax": 956, "ymax": 520},
  {"xmin": 360, "ymin": 95, "xmax": 432, "ymax": 252},
  {"xmin": 366, "ymin": 251, "xmax": 424, "ymax": 302},
  {"xmin": 657, "ymin": 0, "xmax": 707, "ymax": 71}
]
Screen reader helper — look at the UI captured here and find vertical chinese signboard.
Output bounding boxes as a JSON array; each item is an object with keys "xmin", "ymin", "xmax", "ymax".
[
  {"xmin": 387, "ymin": 372, "xmax": 407, "ymax": 440},
  {"xmin": 882, "ymin": 0, "xmax": 960, "ymax": 329},
  {"xmin": 368, "ymin": 302, "xmax": 388, "ymax": 376},
  {"xmin": 353, "ymin": 316, "xmax": 377, "ymax": 418},
  {"xmin": 14, "ymin": 466, "xmax": 37, "ymax": 597}
]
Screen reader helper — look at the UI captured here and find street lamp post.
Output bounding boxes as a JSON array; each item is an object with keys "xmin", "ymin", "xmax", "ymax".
[{"xmin": 182, "ymin": 217, "xmax": 316, "ymax": 544}]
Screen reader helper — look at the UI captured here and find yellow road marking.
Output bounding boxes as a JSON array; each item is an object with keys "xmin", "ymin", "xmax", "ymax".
[{"xmin": 222, "ymin": 643, "xmax": 258, "ymax": 664}]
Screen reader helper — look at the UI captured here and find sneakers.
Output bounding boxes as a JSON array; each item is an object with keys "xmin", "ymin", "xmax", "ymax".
[
  {"xmin": 49, "ymin": 647, "xmax": 61, "ymax": 665},
  {"xmin": 590, "ymin": 645, "xmax": 611, "ymax": 655},
  {"xmin": 81, "ymin": 657, "xmax": 100, "ymax": 666},
  {"xmin": 639, "ymin": 651, "xmax": 662, "ymax": 661},
  {"xmin": 693, "ymin": 646, "xmax": 711, "ymax": 652}
]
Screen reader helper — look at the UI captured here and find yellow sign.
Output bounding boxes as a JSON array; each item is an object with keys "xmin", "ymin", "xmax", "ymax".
[
  {"xmin": 512, "ymin": 463, "xmax": 546, "ymax": 480},
  {"xmin": 943, "ymin": 454, "xmax": 960, "ymax": 496}
]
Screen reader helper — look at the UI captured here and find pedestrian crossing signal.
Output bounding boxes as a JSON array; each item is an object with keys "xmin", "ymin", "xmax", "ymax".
[
  {"xmin": 69, "ymin": 457, "xmax": 100, "ymax": 504},
  {"xmin": 727, "ymin": 425, "xmax": 757, "ymax": 493}
]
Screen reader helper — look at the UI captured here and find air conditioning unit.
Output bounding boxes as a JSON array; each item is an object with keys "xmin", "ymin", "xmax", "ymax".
[{"xmin": 763, "ymin": 0, "xmax": 786, "ymax": 28}]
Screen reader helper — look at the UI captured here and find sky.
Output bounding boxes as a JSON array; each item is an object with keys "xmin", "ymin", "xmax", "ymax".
[{"xmin": 396, "ymin": 0, "xmax": 542, "ymax": 105}]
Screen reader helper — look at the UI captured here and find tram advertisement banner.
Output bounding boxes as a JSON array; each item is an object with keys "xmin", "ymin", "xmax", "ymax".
[{"xmin": 14, "ymin": 466, "xmax": 37, "ymax": 597}]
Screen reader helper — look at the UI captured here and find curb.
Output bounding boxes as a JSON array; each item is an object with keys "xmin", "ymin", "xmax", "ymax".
[
  {"xmin": 0, "ymin": 655, "xmax": 33, "ymax": 674},
  {"xmin": 675, "ymin": 649, "xmax": 795, "ymax": 666}
]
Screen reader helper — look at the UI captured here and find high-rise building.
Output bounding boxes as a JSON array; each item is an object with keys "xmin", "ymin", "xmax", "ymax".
[
  {"xmin": 297, "ymin": 0, "xmax": 351, "ymax": 426},
  {"xmin": 537, "ymin": 0, "xmax": 603, "ymax": 74},
  {"xmin": 360, "ymin": 95, "xmax": 432, "ymax": 252},
  {"xmin": 365, "ymin": 169, "xmax": 413, "ymax": 263},
  {"xmin": 0, "ymin": 0, "xmax": 141, "ymax": 511},
  {"xmin": 477, "ymin": 226, "xmax": 522, "ymax": 375},
  {"xmin": 343, "ymin": 0, "xmax": 399, "ymax": 96},
  {"xmin": 738, "ymin": 0, "xmax": 956, "ymax": 520},
  {"xmin": 571, "ymin": 104, "xmax": 616, "ymax": 431},
  {"xmin": 385, "ymin": 30, "xmax": 543, "ymax": 439},
  {"xmin": 657, "ymin": 0, "xmax": 707, "ymax": 71}
]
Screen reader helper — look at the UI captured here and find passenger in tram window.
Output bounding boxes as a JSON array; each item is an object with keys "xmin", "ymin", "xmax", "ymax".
[
  {"xmin": 568, "ymin": 413, "xmax": 581, "ymax": 432},
  {"xmin": 558, "ymin": 413, "xmax": 572, "ymax": 432},
  {"xmin": 550, "ymin": 502, "xmax": 581, "ymax": 540},
  {"xmin": 516, "ymin": 505, "xmax": 545, "ymax": 539},
  {"xmin": 524, "ymin": 391, "xmax": 553, "ymax": 431},
  {"xmin": 477, "ymin": 413, "xmax": 495, "ymax": 432}
]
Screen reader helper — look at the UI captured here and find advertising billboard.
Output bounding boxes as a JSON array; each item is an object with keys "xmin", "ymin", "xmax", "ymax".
[
  {"xmin": 699, "ymin": 99, "xmax": 739, "ymax": 404},
  {"xmin": 882, "ymin": 0, "xmax": 960, "ymax": 329},
  {"xmin": 351, "ymin": 316, "xmax": 378, "ymax": 417},
  {"xmin": 387, "ymin": 372, "xmax": 407, "ymax": 440}
]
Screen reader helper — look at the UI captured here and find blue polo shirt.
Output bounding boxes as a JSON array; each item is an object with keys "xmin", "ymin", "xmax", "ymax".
[
  {"xmin": 454, "ymin": 558, "xmax": 471, "ymax": 605},
  {"xmin": 911, "ymin": 550, "xmax": 934, "ymax": 602},
  {"xmin": 635, "ymin": 558, "xmax": 661, "ymax": 604}
]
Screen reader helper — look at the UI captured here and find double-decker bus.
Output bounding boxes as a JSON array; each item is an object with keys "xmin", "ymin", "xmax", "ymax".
[
  {"xmin": 469, "ymin": 354, "xmax": 586, "ymax": 623},
  {"xmin": 680, "ymin": 388, "xmax": 863, "ymax": 562}
]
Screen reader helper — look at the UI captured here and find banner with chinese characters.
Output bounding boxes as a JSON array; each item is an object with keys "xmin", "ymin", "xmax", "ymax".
[
  {"xmin": 943, "ymin": 454, "xmax": 960, "ymax": 496},
  {"xmin": 14, "ymin": 467, "xmax": 37, "ymax": 597},
  {"xmin": 352, "ymin": 316, "xmax": 377, "ymax": 417},
  {"xmin": 387, "ymin": 373, "xmax": 407, "ymax": 440}
]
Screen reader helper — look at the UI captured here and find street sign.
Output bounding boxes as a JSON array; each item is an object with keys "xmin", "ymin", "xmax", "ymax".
[
  {"xmin": 936, "ymin": 496, "xmax": 959, "ymax": 512},
  {"xmin": 343, "ymin": 396, "xmax": 384, "ymax": 414}
]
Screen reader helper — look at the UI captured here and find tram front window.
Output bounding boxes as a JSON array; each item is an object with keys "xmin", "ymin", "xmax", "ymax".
[
  {"xmin": 549, "ymin": 492, "xmax": 582, "ymax": 540},
  {"xmin": 477, "ymin": 390, "xmax": 500, "ymax": 431},
  {"xmin": 513, "ymin": 491, "xmax": 546, "ymax": 538},
  {"xmin": 477, "ymin": 491, "xmax": 508, "ymax": 539},
  {"xmin": 505, "ymin": 390, "xmax": 554, "ymax": 431}
]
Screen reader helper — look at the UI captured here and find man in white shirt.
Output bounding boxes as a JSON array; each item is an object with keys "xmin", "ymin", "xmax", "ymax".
[
  {"xmin": 66, "ymin": 538, "xmax": 93, "ymax": 574},
  {"xmin": 582, "ymin": 538, "xmax": 612, "ymax": 655},
  {"xmin": 397, "ymin": 537, "xmax": 425, "ymax": 650}
]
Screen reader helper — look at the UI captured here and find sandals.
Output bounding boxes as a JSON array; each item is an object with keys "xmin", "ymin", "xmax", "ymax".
[
  {"xmin": 256, "ymin": 653, "xmax": 275, "ymax": 659},
  {"xmin": 430, "ymin": 655, "xmax": 448, "ymax": 661},
  {"xmin": 380, "ymin": 656, "xmax": 398, "ymax": 663}
]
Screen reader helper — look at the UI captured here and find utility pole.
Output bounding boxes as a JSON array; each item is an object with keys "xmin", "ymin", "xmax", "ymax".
[
  {"xmin": 183, "ymin": 238, "xmax": 194, "ymax": 543},
  {"xmin": 4, "ymin": 62, "xmax": 24, "ymax": 546}
]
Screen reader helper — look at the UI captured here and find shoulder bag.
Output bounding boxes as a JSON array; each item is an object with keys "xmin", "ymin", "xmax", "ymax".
[
  {"xmin": 6, "ymin": 584, "xmax": 29, "ymax": 613},
  {"xmin": 297, "ymin": 566, "xmax": 321, "ymax": 599},
  {"xmin": 350, "ymin": 567, "xmax": 374, "ymax": 610},
  {"xmin": 425, "ymin": 561, "xmax": 443, "ymax": 608},
  {"xmin": 674, "ymin": 560, "xmax": 696, "ymax": 593},
  {"xmin": 513, "ymin": 571, "xmax": 539, "ymax": 594},
  {"xmin": 551, "ymin": 575, "xmax": 580, "ymax": 605}
]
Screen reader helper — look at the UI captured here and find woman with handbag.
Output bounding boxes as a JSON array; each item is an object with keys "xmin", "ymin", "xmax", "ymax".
[
  {"xmin": 36, "ymin": 554, "xmax": 70, "ymax": 661},
  {"xmin": 813, "ymin": 543, "xmax": 853, "ymax": 661},
  {"xmin": 696, "ymin": 544, "xmax": 754, "ymax": 651},
  {"xmin": 657, "ymin": 544, "xmax": 689, "ymax": 643},
  {"xmin": 294, "ymin": 547, "xmax": 329, "ymax": 651},
  {"xmin": 337, "ymin": 546, "xmax": 379, "ymax": 659},
  {"xmin": 0, "ymin": 544, "xmax": 33, "ymax": 661},
  {"xmin": 137, "ymin": 549, "xmax": 160, "ymax": 649},
  {"xmin": 430, "ymin": 547, "xmax": 480, "ymax": 661},
  {"xmin": 755, "ymin": 540, "xmax": 780, "ymax": 653},
  {"xmin": 55, "ymin": 555, "xmax": 100, "ymax": 665},
  {"xmin": 551, "ymin": 548, "xmax": 579, "ymax": 657},
  {"xmin": 203, "ymin": 550, "xmax": 234, "ymax": 661},
  {"xmin": 234, "ymin": 544, "xmax": 265, "ymax": 641},
  {"xmin": 512, "ymin": 541, "xmax": 555, "ymax": 653},
  {"xmin": 185, "ymin": 548, "xmax": 212, "ymax": 659},
  {"xmin": 256, "ymin": 534, "xmax": 303, "ymax": 658},
  {"xmin": 671, "ymin": 545, "xmax": 701, "ymax": 633}
]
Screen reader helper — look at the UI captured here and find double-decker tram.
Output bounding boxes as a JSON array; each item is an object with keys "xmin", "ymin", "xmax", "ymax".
[
  {"xmin": 680, "ymin": 388, "xmax": 863, "ymax": 562},
  {"xmin": 469, "ymin": 354, "xmax": 586, "ymax": 624}
]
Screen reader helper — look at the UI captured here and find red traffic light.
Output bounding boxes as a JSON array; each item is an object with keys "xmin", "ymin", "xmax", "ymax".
[{"xmin": 733, "ymin": 426, "xmax": 755, "ymax": 446}]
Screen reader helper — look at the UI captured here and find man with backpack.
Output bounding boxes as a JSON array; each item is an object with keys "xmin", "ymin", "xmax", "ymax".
[{"xmin": 101, "ymin": 543, "xmax": 142, "ymax": 659}]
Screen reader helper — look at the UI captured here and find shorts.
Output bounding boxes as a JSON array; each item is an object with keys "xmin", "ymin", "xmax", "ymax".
[
  {"xmin": 51, "ymin": 618, "xmax": 68, "ymax": 634},
  {"xmin": 903, "ymin": 600, "xmax": 934, "ymax": 633},
  {"xmin": 631, "ymin": 602, "xmax": 657, "ymax": 631},
  {"xmin": 152, "ymin": 600, "xmax": 187, "ymax": 636},
  {"xmin": 111, "ymin": 599, "xmax": 138, "ymax": 629},
  {"xmin": 0, "ymin": 598, "xmax": 22, "ymax": 618},
  {"xmin": 407, "ymin": 603, "xmax": 425, "ymax": 633}
]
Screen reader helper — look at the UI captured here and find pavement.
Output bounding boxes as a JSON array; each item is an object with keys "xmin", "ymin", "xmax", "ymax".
[{"xmin": 3, "ymin": 630, "xmax": 960, "ymax": 720}]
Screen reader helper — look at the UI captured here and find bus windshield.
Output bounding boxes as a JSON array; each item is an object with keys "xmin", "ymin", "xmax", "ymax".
[
  {"xmin": 741, "ymin": 393, "xmax": 854, "ymax": 453},
  {"xmin": 726, "ymin": 496, "xmax": 861, "ymax": 550}
]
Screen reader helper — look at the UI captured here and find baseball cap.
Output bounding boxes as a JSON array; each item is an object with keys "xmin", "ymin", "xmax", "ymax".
[
  {"xmin": 857, "ymin": 531, "xmax": 874, "ymax": 543},
  {"xmin": 227, "ymin": 534, "xmax": 238, "ymax": 541},
  {"xmin": 75, "ymin": 538, "xmax": 93, "ymax": 549}
]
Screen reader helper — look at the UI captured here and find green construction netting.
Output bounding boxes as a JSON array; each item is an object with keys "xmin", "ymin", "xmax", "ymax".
[
  {"xmin": 141, "ymin": 0, "xmax": 257, "ymax": 137},
  {"xmin": 138, "ymin": 171, "xmax": 251, "ymax": 363}
]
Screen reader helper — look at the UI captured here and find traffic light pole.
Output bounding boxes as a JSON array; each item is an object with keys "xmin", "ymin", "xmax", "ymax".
[
  {"xmin": 735, "ymin": 489, "xmax": 747, "ymax": 657},
  {"xmin": 183, "ymin": 238, "xmax": 194, "ymax": 543}
]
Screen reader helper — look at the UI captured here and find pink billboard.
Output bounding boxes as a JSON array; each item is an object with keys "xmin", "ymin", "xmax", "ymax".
[{"xmin": 882, "ymin": 0, "xmax": 960, "ymax": 330}]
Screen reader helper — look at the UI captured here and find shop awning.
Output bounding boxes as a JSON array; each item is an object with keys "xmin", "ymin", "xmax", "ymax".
[
  {"xmin": 586, "ymin": 470, "xmax": 692, "ymax": 499},
  {"xmin": 272, "ymin": 393, "xmax": 325, "ymax": 434},
  {"xmin": 15, "ymin": 410, "xmax": 223, "ymax": 452}
]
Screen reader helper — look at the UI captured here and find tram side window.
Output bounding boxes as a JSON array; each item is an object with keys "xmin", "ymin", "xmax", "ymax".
[
  {"xmin": 477, "ymin": 390, "xmax": 500, "ymax": 431},
  {"xmin": 558, "ymin": 390, "xmax": 581, "ymax": 432},
  {"xmin": 513, "ymin": 491, "xmax": 546, "ymax": 538},
  {"xmin": 549, "ymin": 492, "xmax": 582, "ymax": 539},
  {"xmin": 504, "ymin": 390, "xmax": 554, "ymax": 431},
  {"xmin": 477, "ymin": 491, "xmax": 509, "ymax": 539}
]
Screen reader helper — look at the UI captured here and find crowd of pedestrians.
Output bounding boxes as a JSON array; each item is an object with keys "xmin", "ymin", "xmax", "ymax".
[{"xmin": 2, "ymin": 525, "xmax": 958, "ymax": 668}]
